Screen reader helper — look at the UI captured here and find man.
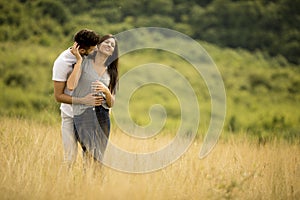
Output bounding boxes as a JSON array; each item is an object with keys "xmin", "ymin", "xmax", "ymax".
[{"xmin": 52, "ymin": 29, "xmax": 101, "ymax": 165}]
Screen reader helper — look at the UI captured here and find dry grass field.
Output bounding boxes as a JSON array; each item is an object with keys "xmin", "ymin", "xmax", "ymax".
[{"xmin": 0, "ymin": 117, "xmax": 299, "ymax": 200}]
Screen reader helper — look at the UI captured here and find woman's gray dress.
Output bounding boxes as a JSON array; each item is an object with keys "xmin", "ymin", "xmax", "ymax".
[{"xmin": 72, "ymin": 57, "xmax": 111, "ymax": 162}]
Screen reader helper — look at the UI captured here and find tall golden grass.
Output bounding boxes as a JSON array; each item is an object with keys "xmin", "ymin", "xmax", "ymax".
[{"xmin": 0, "ymin": 117, "xmax": 299, "ymax": 200}]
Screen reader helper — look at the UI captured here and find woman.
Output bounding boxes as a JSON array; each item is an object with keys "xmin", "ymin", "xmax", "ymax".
[{"xmin": 67, "ymin": 34, "xmax": 119, "ymax": 162}]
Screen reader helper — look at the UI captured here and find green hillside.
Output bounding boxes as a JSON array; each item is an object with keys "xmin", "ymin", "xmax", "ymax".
[
  {"xmin": 1, "ymin": 0, "xmax": 299, "ymax": 63},
  {"xmin": 0, "ymin": 0, "xmax": 299, "ymax": 141},
  {"xmin": 1, "ymin": 40, "xmax": 299, "ymax": 140}
]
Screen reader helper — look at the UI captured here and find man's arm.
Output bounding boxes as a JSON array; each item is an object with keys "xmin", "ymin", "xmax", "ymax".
[
  {"xmin": 53, "ymin": 80, "xmax": 103, "ymax": 106},
  {"xmin": 53, "ymin": 81, "xmax": 72, "ymax": 104}
]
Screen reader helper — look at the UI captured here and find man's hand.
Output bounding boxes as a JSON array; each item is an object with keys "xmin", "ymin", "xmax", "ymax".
[
  {"xmin": 70, "ymin": 42, "xmax": 82, "ymax": 61},
  {"xmin": 79, "ymin": 93, "xmax": 103, "ymax": 106}
]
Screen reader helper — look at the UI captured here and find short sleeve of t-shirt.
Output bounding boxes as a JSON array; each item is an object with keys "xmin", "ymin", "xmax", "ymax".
[{"xmin": 52, "ymin": 49, "xmax": 76, "ymax": 82}]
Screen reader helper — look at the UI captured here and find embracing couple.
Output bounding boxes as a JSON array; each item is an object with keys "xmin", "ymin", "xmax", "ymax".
[{"xmin": 52, "ymin": 29, "xmax": 119, "ymax": 167}]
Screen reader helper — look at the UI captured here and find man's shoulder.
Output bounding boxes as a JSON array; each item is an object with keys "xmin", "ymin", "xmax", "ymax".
[
  {"xmin": 52, "ymin": 48, "xmax": 76, "ymax": 81},
  {"xmin": 53, "ymin": 48, "xmax": 76, "ymax": 67},
  {"xmin": 54, "ymin": 48, "xmax": 73, "ymax": 61}
]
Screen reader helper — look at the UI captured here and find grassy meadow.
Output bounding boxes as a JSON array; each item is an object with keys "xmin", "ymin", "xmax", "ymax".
[
  {"xmin": 1, "ymin": 1, "xmax": 299, "ymax": 199},
  {"xmin": 0, "ymin": 29, "xmax": 300, "ymax": 200},
  {"xmin": 0, "ymin": 117, "xmax": 299, "ymax": 200}
]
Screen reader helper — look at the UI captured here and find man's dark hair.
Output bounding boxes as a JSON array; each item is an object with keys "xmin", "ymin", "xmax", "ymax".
[{"xmin": 74, "ymin": 29, "xmax": 100, "ymax": 50}]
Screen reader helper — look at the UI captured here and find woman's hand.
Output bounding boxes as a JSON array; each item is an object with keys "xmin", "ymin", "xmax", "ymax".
[
  {"xmin": 91, "ymin": 81, "xmax": 110, "ymax": 95},
  {"xmin": 91, "ymin": 81, "xmax": 115, "ymax": 107}
]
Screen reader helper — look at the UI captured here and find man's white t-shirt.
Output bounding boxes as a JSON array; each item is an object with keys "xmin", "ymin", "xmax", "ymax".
[{"xmin": 52, "ymin": 48, "xmax": 76, "ymax": 117}]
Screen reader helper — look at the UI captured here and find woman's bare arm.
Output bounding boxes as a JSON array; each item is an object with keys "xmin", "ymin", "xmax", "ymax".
[{"xmin": 67, "ymin": 42, "xmax": 82, "ymax": 91}]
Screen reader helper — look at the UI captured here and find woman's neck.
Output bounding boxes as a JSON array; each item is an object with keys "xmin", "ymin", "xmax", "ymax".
[{"xmin": 94, "ymin": 53, "xmax": 108, "ymax": 68}]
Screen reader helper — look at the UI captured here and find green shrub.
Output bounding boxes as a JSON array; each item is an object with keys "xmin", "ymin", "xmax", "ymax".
[
  {"xmin": 249, "ymin": 73, "xmax": 272, "ymax": 91},
  {"xmin": 4, "ymin": 71, "xmax": 33, "ymax": 89},
  {"xmin": 35, "ymin": 0, "xmax": 70, "ymax": 25}
]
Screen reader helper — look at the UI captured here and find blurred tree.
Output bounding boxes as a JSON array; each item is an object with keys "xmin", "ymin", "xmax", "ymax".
[
  {"xmin": 119, "ymin": 0, "xmax": 148, "ymax": 17},
  {"xmin": 136, "ymin": 15, "xmax": 175, "ymax": 28},
  {"xmin": 0, "ymin": 1, "xmax": 23, "ymax": 26},
  {"xmin": 147, "ymin": 0, "xmax": 173, "ymax": 15},
  {"xmin": 0, "ymin": 0, "xmax": 299, "ymax": 64},
  {"xmin": 36, "ymin": 0, "xmax": 70, "ymax": 25}
]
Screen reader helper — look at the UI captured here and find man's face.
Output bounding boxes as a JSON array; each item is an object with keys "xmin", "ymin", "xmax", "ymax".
[{"xmin": 79, "ymin": 45, "xmax": 97, "ymax": 56}]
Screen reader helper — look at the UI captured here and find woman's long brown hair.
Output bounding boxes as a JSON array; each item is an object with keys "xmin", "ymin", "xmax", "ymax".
[{"xmin": 99, "ymin": 34, "xmax": 119, "ymax": 94}]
